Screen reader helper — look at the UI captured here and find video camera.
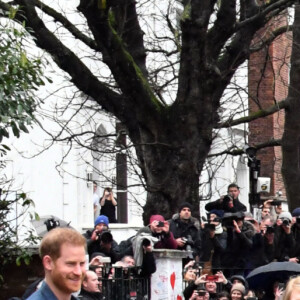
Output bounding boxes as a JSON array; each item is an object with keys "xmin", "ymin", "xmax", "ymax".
[{"xmin": 222, "ymin": 212, "xmax": 244, "ymax": 227}]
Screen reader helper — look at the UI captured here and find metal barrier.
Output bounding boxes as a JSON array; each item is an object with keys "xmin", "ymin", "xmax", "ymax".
[{"xmin": 101, "ymin": 266, "xmax": 150, "ymax": 300}]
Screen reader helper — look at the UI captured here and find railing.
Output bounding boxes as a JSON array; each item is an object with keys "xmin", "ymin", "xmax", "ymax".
[{"xmin": 100, "ymin": 266, "xmax": 150, "ymax": 300}]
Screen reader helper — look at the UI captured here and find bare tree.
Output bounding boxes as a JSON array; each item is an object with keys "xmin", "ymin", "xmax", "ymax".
[{"xmin": 0, "ymin": 0, "xmax": 298, "ymax": 223}]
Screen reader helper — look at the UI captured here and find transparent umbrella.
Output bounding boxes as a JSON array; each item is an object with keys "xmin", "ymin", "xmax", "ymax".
[{"xmin": 31, "ymin": 215, "xmax": 72, "ymax": 237}]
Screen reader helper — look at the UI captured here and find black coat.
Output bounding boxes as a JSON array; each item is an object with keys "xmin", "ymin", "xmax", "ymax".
[
  {"xmin": 274, "ymin": 225, "xmax": 295, "ymax": 261},
  {"xmin": 78, "ymin": 289, "xmax": 102, "ymax": 300},
  {"xmin": 83, "ymin": 229, "xmax": 120, "ymax": 263},
  {"xmin": 205, "ymin": 198, "xmax": 247, "ymax": 213},
  {"xmin": 168, "ymin": 214, "xmax": 201, "ymax": 257},
  {"xmin": 200, "ymin": 226, "xmax": 227, "ymax": 271},
  {"xmin": 222, "ymin": 221, "xmax": 255, "ymax": 271}
]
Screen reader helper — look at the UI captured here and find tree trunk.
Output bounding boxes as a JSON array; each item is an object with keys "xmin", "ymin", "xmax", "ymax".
[
  {"xmin": 281, "ymin": 4, "xmax": 300, "ymax": 211},
  {"xmin": 130, "ymin": 104, "xmax": 213, "ymax": 224}
]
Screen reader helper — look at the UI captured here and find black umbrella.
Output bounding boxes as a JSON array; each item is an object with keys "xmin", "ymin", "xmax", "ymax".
[{"xmin": 246, "ymin": 262, "xmax": 300, "ymax": 290}]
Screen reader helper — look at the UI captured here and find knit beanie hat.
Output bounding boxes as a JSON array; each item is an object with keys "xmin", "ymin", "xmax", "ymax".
[
  {"xmin": 209, "ymin": 209, "xmax": 224, "ymax": 218},
  {"xmin": 95, "ymin": 215, "xmax": 109, "ymax": 227},
  {"xmin": 292, "ymin": 208, "xmax": 300, "ymax": 217},
  {"xmin": 178, "ymin": 202, "xmax": 192, "ymax": 212},
  {"xmin": 149, "ymin": 215, "xmax": 165, "ymax": 224},
  {"xmin": 279, "ymin": 211, "xmax": 292, "ymax": 222},
  {"xmin": 231, "ymin": 283, "xmax": 246, "ymax": 295}
]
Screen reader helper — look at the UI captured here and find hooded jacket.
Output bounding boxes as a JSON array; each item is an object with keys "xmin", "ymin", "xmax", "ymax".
[{"xmin": 168, "ymin": 213, "xmax": 201, "ymax": 257}]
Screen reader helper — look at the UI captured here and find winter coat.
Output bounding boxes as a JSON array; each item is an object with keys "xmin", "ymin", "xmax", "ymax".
[
  {"xmin": 205, "ymin": 198, "xmax": 247, "ymax": 213},
  {"xmin": 274, "ymin": 224, "xmax": 295, "ymax": 261},
  {"xmin": 83, "ymin": 229, "xmax": 120, "ymax": 263},
  {"xmin": 199, "ymin": 225, "xmax": 227, "ymax": 271},
  {"xmin": 78, "ymin": 289, "xmax": 103, "ymax": 300},
  {"xmin": 168, "ymin": 213, "xmax": 201, "ymax": 256},
  {"xmin": 222, "ymin": 220, "xmax": 255, "ymax": 272}
]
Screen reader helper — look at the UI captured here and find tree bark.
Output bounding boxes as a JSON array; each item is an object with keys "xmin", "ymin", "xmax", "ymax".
[{"xmin": 282, "ymin": 4, "xmax": 300, "ymax": 211}]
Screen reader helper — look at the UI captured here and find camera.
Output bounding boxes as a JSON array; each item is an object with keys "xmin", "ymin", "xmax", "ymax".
[
  {"xmin": 222, "ymin": 212, "xmax": 245, "ymax": 228},
  {"xmin": 157, "ymin": 221, "xmax": 164, "ymax": 227},
  {"xmin": 266, "ymin": 226, "xmax": 275, "ymax": 234},
  {"xmin": 271, "ymin": 200, "xmax": 282, "ymax": 206},
  {"xmin": 197, "ymin": 290, "xmax": 207, "ymax": 296},
  {"xmin": 182, "ymin": 235, "xmax": 194, "ymax": 246},
  {"xmin": 213, "ymin": 217, "xmax": 221, "ymax": 223},
  {"xmin": 97, "ymin": 230, "xmax": 113, "ymax": 243},
  {"xmin": 142, "ymin": 238, "xmax": 151, "ymax": 247},
  {"xmin": 223, "ymin": 194, "xmax": 233, "ymax": 203},
  {"xmin": 205, "ymin": 223, "xmax": 216, "ymax": 231},
  {"xmin": 280, "ymin": 218, "xmax": 291, "ymax": 226}
]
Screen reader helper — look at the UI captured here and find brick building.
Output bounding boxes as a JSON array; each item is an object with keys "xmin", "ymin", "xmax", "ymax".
[{"xmin": 248, "ymin": 12, "xmax": 292, "ymax": 198}]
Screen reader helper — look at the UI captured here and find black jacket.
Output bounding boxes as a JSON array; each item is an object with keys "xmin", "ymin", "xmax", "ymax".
[
  {"xmin": 78, "ymin": 289, "xmax": 102, "ymax": 300},
  {"xmin": 168, "ymin": 214, "xmax": 201, "ymax": 257},
  {"xmin": 222, "ymin": 220, "xmax": 255, "ymax": 271},
  {"xmin": 199, "ymin": 225, "xmax": 227, "ymax": 271},
  {"xmin": 83, "ymin": 229, "xmax": 120, "ymax": 263},
  {"xmin": 205, "ymin": 198, "xmax": 247, "ymax": 213}
]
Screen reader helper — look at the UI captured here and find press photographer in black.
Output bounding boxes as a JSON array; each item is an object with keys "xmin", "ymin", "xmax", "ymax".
[
  {"xmin": 83, "ymin": 215, "xmax": 120, "ymax": 263},
  {"xmin": 273, "ymin": 212, "xmax": 295, "ymax": 262},
  {"xmin": 205, "ymin": 184, "xmax": 246, "ymax": 213}
]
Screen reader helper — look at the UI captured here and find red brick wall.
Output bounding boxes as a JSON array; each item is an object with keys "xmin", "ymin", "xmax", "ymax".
[{"xmin": 248, "ymin": 12, "xmax": 291, "ymax": 197}]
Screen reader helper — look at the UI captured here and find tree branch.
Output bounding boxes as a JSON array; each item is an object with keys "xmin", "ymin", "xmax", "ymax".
[
  {"xmin": 250, "ymin": 25, "xmax": 293, "ymax": 53},
  {"xmin": 208, "ymin": 138, "xmax": 282, "ymax": 157},
  {"xmin": 216, "ymin": 98, "xmax": 289, "ymax": 128}
]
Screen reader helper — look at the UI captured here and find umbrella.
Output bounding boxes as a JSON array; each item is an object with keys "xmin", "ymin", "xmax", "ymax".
[
  {"xmin": 31, "ymin": 215, "xmax": 72, "ymax": 237},
  {"xmin": 246, "ymin": 262, "xmax": 300, "ymax": 290}
]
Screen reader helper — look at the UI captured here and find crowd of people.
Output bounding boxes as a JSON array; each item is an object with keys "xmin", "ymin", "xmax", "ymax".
[{"xmin": 10, "ymin": 182, "xmax": 300, "ymax": 300}]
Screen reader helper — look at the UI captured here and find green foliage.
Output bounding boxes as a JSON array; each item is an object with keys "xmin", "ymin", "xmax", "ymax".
[
  {"xmin": 0, "ymin": 188, "xmax": 40, "ymax": 285},
  {"xmin": 0, "ymin": 22, "xmax": 45, "ymax": 144},
  {"xmin": 0, "ymin": 21, "xmax": 45, "ymax": 285}
]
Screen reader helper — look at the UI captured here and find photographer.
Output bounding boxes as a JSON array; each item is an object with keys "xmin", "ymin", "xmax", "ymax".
[
  {"xmin": 222, "ymin": 212, "xmax": 255, "ymax": 277},
  {"xmin": 290, "ymin": 208, "xmax": 300, "ymax": 263},
  {"xmin": 136, "ymin": 215, "xmax": 177, "ymax": 249},
  {"xmin": 189, "ymin": 289, "xmax": 209, "ymax": 300},
  {"xmin": 200, "ymin": 210, "xmax": 227, "ymax": 273},
  {"xmin": 262, "ymin": 199, "xmax": 283, "ymax": 221},
  {"xmin": 246, "ymin": 216, "xmax": 276, "ymax": 270},
  {"xmin": 273, "ymin": 212, "xmax": 295, "ymax": 262},
  {"xmin": 169, "ymin": 202, "xmax": 201, "ymax": 260},
  {"xmin": 83, "ymin": 215, "xmax": 120, "ymax": 263},
  {"xmin": 100, "ymin": 187, "xmax": 117, "ymax": 223},
  {"xmin": 205, "ymin": 184, "xmax": 246, "ymax": 213},
  {"xmin": 184, "ymin": 272, "xmax": 229, "ymax": 300}
]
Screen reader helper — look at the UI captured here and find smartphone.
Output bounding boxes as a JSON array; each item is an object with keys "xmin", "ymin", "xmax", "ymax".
[
  {"xmin": 278, "ymin": 283, "xmax": 285, "ymax": 290},
  {"xmin": 157, "ymin": 221, "xmax": 164, "ymax": 227},
  {"xmin": 206, "ymin": 275, "xmax": 218, "ymax": 281}
]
